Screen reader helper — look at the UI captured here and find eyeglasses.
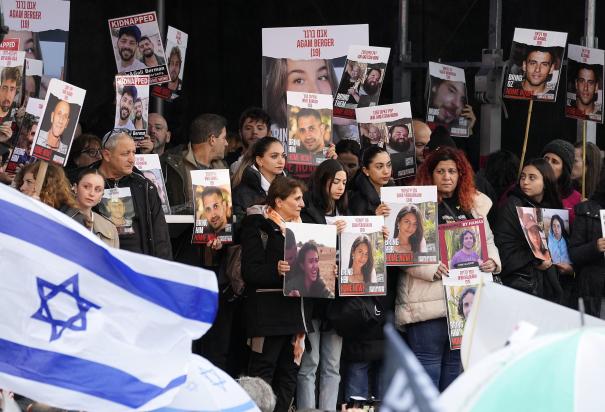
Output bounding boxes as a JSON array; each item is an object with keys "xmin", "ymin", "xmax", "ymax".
[
  {"xmin": 102, "ymin": 128, "xmax": 132, "ymax": 148},
  {"xmin": 81, "ymin": 148, "xmax": 102, "ymax": 157}
]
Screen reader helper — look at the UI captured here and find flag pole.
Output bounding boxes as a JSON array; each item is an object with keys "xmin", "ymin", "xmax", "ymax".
[
  {"xmin": 33, "ymin": 160, "xmax": 48, "ymax": 199},
  {"xmin": 518, "ymin": 99, "xmax": 534, "ymax": 178}
]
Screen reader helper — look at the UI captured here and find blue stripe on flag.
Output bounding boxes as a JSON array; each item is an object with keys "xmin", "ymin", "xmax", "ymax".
[
  {"xmin": 0, "ymin": 338, "xmax": 186, "ymax": 408},
  {"xmin": 0, "ymin": 198, "xmax": 217, "ymax": 324},
  {"xmin": 154, "ymin": 400, "xmax": 258, "ymax": 412}
]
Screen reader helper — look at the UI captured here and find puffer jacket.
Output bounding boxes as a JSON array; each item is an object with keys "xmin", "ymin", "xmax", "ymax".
[{"xmin": 395, "ymin": 192, "xmax": 501, "ymax": 328}]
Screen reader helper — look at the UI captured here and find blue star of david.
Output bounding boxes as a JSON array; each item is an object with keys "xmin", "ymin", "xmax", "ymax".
[
  {"xmin": 198, "ymin": 366, "xmax": 227, "ymax": 392},
  {"xmin": 31, "ymin": 274, "xmax": 101, "ymax": 342}
]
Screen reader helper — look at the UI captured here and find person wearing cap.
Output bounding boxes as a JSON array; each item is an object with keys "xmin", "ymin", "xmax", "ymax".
[
  {"xmin": 116, "ymin": 26, "xmax": 147, "ymax": 72},
  {"xmin": 541, "ymin": 139, "xmax": 582, "ymax": 224},
  {"xmin": 68, "ymin": 130, "xmax": 172, "ymax": 260},
  {"xmin": 116, "ymin": 85, "xmax": 136, "ymax": 130},
  {"xmin": 495, "ymin": 158, "xmax": 563, "ymax": 302}
]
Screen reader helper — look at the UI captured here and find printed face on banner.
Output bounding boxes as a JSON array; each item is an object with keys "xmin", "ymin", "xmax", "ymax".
[
  {"xmin": 261, "ymin": 24, "xmax": 369, "ymax": 149},
  {"xmin": 99, "ymin": 187, "xmax": 136, "ymax": 235},
  {"xmin": 503, "ymin": 28, "xmax": 568, "ymax": 102},
  {"xmin": 382, "ymin": 186, "xmax": 439, "ymax": 266},
  {"xmin": 286, "ymin": 91, "xmax": 332, "ymax": 166},
  {"xmin": 30, "ymin": 79, "xmax": 85, "ymax": 166},
  {"xmin": 2, "ymin": 0, "xmax": 70, "ymax": 99},
  {"xmin": 284, "ymin": 222, "xmax": 337, "ymax": 299},
  {"xmin": 114, "ymin": 75, "xmax": 150, "ymax": 140},
  {"xmin": 151, "ymin": 26, "xmax": 188, "ymax": 101},
  {"xmin": 438, "ymin": 218, "xmax": 488, "ymax": 270},
  {"xmin": 565, "ymin": 45, "xmax": 604, "ymax": 123},
  {"xmin": 108, "ymin": 12, "xmax": 170, "ymax": 85},
  {"xmin": 191, "ymin": 169, "xmax": 233, "ymax": 244},
  {"xmin": 542, "ymin": 208, "xmax": 571, "ymax": 265},
  {"xmin": 516, "ymin": 206, "xmax": 551, "ymax": 261},
  {"xmin": 356, "ymin": 102, "xmax": 416, "ymax": 181},
  {"xmin": 5, "ymin": 97, "xmax": 42, "ymax": 174},
  {"xmin": 135, "ymin": 154, "xmax": 171, "ymax": 215},
  {"xmin": 426, "ymin": 62, "xmax": 469, "ymax": 137}
]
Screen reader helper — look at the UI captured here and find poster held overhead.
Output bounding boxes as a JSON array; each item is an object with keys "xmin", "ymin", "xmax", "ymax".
[
  {"xmin": 151, "ymin": 26, "xmax": 188, "ymax": 101},
  {"xmin": 5, "ymin": 97, "xmax": 43, "ymax": 174},
  {"xmin": 565, "ymin": 44, "xmax": 604, "ymax": 123},
  {"xmin": 426, "ymin": 62, "xmax": 469, "ymax": 137},
  {"xmin": 114, "ymin": 75, "xmax": 150, "ymax": 140}
]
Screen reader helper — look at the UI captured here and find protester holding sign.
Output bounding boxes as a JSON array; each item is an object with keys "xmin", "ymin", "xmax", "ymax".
[
  {"xmin": 495, "ymin": 158, "xmax": 563, "ymax": 302},
  {"xmin": 395, "ymin": 146, "xmax": 500, "ymax": 392}
]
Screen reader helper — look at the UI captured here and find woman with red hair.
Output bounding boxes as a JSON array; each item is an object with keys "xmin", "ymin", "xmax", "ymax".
[{"xmin": 394, "ymin": 147, "xmax": 501, "ymax": 391}]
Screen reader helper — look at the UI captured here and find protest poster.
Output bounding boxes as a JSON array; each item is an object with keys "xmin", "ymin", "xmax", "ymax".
[
  {"xmin": 30, "ymin": 79, "xmax": 85, "ymax": 166},
  {"xmin": 333, "ymin": 45, "xmax": 390, "ymax": 120},
  {"xmin": 98, "ymin": 187, "xmax": 136, "ymax": 235},
  {"xmin": 284, "ymin": 222, "xmax": 337, "ymax": 299},
  {"xmin": 382, "ymin": 186, "xmax": 439, "ymax": 266},
  {"xmin": 426, "ymin": 62, "xmax": 469, "ymax": 137},
  {"xmin": 261, "ymin": 24, "xmax": 369, "ymax": 179},
  {"xmin": 541, "ymin": 208, "xmax": 571, "ymax": 265},
  {"xmin": 565, "ymin": 44, "xmax": 604, "ymax": 123},
  {"xmin": 516, "ymin": 206, "xmax": 551, "ymax": 261},
  {"xmin": 443, "ymin": 268, "xmax": 493, "ymax": 350},
  {"xmin": 327, "ymin": 215, "xmax": 386, "ymax": 296},
  {"xmin": 191, "ymin": 169, "xmax": 233, "ymax": 244},
  {"xmin": 0, "ymin": 39, "xmax": 25, "ymax": 147},
  {"xmin": 503, "ymin": 28, "xmax": 567, "ymax": 102},
  {"xmin": 2, "ymin": 0, "xmax": 70, "ymax": 98},
  {"xmin": 135, "ymin": 154, "xmax": 171, "ymax": 215},
  {"xmin": 108, "ymin": 11, "xmax": 170, "ymax": 84},
  {"xmin": 438, "ymin": 218, "xmax": 488, "ymax": 269},
  {"xmin": 5, "ymin": 97, "xmax": 43, "ymax": 174},
  {"xmin": 286, "ymin": 91, "xmax": 332, "ymax": 166},
  {"xmin": 356, "ymin": 102, "xmax": 415, "ymax": 181},
  {"xmin": 115, "ymin": 74, "xmax": 150, "ymax": 140},
  {"xmin": 151, "ymin": 26, "xmax": 187, "ymax": 101}
]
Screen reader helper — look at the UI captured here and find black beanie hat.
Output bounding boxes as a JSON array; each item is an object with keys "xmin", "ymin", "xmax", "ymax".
[
  {"xmin": 540, "ymin": 139, "xmax": 574, "ymax": 176},
  {"xmin": 427, "ymin": 125, "xmax": 456, "ymax": 152}
]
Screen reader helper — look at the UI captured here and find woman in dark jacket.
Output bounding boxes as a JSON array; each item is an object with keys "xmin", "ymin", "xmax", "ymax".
[
  {"xmin": 348, "ymin": 146, "xmax": 394, "ymax": 216},
  {"xmin": 297, "ymin": 159, "xmax": 348, "ymax": 411},
  {"xmin": 240, "ymin": 176, "xmax": 312, "ymax": 412},
  {"xmin": 569, "ymin": 160, "xmax": 605, "ymax": 317},
  {"xmin": 495, "ymin": 158, "xmax": 564, "ymax": 302}
]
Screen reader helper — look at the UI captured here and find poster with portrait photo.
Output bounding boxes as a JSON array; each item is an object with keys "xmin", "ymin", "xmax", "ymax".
[
  {"xmin": 0, "ymin": 40, "xmax": 26, "ymax": 146},
  {"xmin": 333, "ymin": 45, "xmax": 390, "ymax": 120},
  {"xmin": 191, "ymin": 169, "xmax": 233, "ymax": 244},
  {"xmin": 382, "ymin": 185, "xmax": 439, "ymax": 266},
  {"xmin": 427, "ymin": 62, "xmax": 469, "ymax": 137},
  {"xmin": 503, "ymin": 28, "xmax": 567, "ymax": 102},
  {"xmin": 135, "ymin": 154, "xmax": 171, "ymax": 215},
  {"xmin": 356, "ymin": 102, "xmax": 416, "ymax": 181},
  {"xmin": 442, "ymin": 269, "xmax": 493, "ymax": 350},
  {"xmin": 327, "ymin": 215, "xmax": 385, "ymax": 296},
  {"xmin": 516, "ymin": 206, "xmax": 551, "ymax": 261},
  {"xmin": 115, "ymin": 74, "xmax": 150, "ymax": 140},
  {"xmin": 262, "ymin": 24, "xmax": 369, "ymax": 179},
  {"xmin": 108, "ymin": 11, "xmax": 170, "ymax": 84},
  {"xmin": 284, "ymin": 222, "xmax": 337, "ymax": 299},
  {"xmin": 438, "ymin": 218, "xmax": 488, "ymax": 270},
  {"xmin": 30, "ymin": 78, "xmax": 85, "ymax": 166},
  {"xmin": 2, "ymin": 0, "xmax": 70, "ymax": 98},
  {"xmin": 5, "ymin": 97, "xmax": 42, "ymax": 174},
  {"xmin": 98, "ymin": 187, "xmax": 136, "ymax": 235},
  {"xmin": 151, "ymin": 26, "xmax": 188, "ymax": 101},
  {"xmin": 565, "ymin": 44, "xmax": 604, "ymax": 123},
  {"xmin": 286, "ymin": 91, "xmax": 332, "ymax": 166},
  {"xmin": 541, "ymin": 208, "xmax": 571, "ymax": 265}
]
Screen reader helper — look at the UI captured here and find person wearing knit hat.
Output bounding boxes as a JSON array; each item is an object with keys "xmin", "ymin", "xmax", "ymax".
[{"xmin": 541, "ymin": 138, "xmax": 582, "ymax": 225}]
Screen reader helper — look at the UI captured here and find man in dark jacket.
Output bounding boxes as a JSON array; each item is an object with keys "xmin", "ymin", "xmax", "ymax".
[{"xmin": 81, "ymin": 130, "xmax": 172, "ymax": 259}]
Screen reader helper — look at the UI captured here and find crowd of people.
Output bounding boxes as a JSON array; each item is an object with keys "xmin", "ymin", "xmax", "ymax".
[{"xmin": 2, "ymin": 101, "xmax": 604, "ymax": 411}]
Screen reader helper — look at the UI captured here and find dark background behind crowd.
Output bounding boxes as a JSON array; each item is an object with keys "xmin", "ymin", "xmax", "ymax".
[{"xmin": 68, "ymin": 0, "xmax": 604, "ymax": 167}]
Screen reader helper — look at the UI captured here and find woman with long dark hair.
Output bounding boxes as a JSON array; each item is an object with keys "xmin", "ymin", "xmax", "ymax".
[
  {"xmin": 396, "ymin": 146, "xmax": 501, "ymax": 391},
  {"xmin": 346, "ymin": 235, "xmax": 376, "ymax": 284},
  {"xmin": 495, "ymin": 158, "xmax": 564, "ymax": 301},
  {"xmin": 547, "ymin": 214, "xmax": 570, "ymax": 265},
  {"xmin": 392, "ymin": 204, "xmax": 427, "ymax": 254}
]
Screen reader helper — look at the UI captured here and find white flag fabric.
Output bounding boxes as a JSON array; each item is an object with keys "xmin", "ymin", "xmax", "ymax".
[
  {"xmin": 152, "ymin": 354, "xmax": 260, "ymax": 412},
  {"xmin": 0, "ymin": 185, "xmax": 218, "ymax": 411}
]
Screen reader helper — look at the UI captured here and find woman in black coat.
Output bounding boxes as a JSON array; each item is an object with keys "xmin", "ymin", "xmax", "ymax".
[
  {"xmin": 569, "ymin": 161, "xmax": 605, "ymax": 317},
  {"xmin": 240, "ymin": 176, "xmax": 312, "ymax": 412},
  {"xmin": 495, "ymin": 158, "xmax": 564, "ymax": 301}
]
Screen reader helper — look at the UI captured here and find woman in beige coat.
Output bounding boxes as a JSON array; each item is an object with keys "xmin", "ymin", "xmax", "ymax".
[
  {"xmin": 73, "ymin": 169, "xmax": 119, "ymax": 248},
  {"xmin": 395, "ymin": 147, "xmax": 501, "ymax": 391}
]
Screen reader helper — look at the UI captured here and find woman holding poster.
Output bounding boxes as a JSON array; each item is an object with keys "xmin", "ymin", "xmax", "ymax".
[
  {"xmin": 240, "ymin": 176, "xmax": 311, "ymax": 412},
  {"xmin": 297, "ymin": 159, "xmax": 347, "ymax": 411},
  {"xmin": 495, "ymin": 158, "xmax": 563, "ymax": 302},
  {"xmin": 395, "ymin": 147, "xmax": 500, "ymax": 391}
]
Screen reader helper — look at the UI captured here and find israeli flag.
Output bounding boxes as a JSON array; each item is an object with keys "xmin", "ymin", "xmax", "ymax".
[{"xmin": 0, "ymin": 185, "xmax": 218, "ymax": 412}]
